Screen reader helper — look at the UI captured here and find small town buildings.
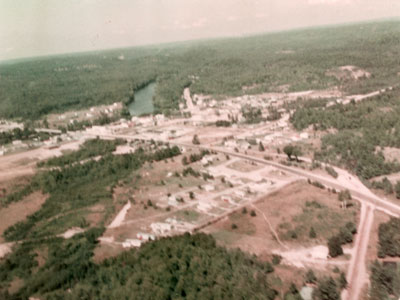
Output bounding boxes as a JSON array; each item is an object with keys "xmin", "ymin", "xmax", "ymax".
[
  {"xmin": 137, "ymin": 232, "xmax": 155, "ymax": 241},
  {"xmin": 122, "ymin": 239, "xmax": 142, "ymax": 248},
  {"xmin": 151, "ymin": 222, "xmax": 172, "ymax": 235},
  {"xmin": 204, "ymin": 184, "xmax": 215, "ymax": 192}
]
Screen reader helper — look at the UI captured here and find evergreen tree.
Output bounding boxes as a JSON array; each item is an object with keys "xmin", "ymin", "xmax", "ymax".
[
  {"xmin": 305, "ymin": 269, "xmax": 317, "ymax": 284},
  {"xmin": 259, "ymin": 141, "xmax": 265, "ymax": 152},
  {"xmin": 328, "ymin": 236, "xmax": 343, "ymax": 258},
  {"xmin": 338, "ymin": 272, "xmax": 347, "ymax": 289},
  {"xmin": 309, "ymin": 227, "xmax": 317, "ymax": 238},
  {"xmin": 313, "ymin": 277, "xmax": 340, "ymax": 300}
]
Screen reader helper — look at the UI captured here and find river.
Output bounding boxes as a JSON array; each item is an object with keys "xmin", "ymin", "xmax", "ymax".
[{"xmin": 128, "ymin": 82, "xmax": 155, "ymax": 116}]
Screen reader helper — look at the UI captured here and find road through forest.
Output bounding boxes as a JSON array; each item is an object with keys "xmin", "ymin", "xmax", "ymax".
[{"xmin": 81, "ymin": 131, "xmax": 400, "ymax": 300}]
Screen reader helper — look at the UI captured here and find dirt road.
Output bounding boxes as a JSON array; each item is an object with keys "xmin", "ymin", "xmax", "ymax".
[
  {"xmin": 108, "ymin": 201, "xmax": 131, "ymax": 228},
  {"xmin": 183, "ymin": 88, "xmax": 194, "ymax": 110},
  {"xmin": 342, "ymin": 204, "xmax": 374, "ymax": 300},
  {"xmin": 82, "ymin": 131, "xmax": 400, "ymax": 300},
  {"xmin": 83, "ymin": 131, "xmax": 400, "ymax": 216},
  {"xmin": 0, "ymin": 140, "xmax": 84, "ymax": 182},
  {"xmin": 250, "ymin": 203, "xmax": 288, "ymax": 249}
]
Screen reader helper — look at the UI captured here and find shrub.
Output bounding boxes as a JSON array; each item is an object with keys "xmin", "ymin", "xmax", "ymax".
[
  {"xmin": 305, "ymin": 269, "xmax": 317, "ymax": 284},
  {"xmin": 328, "ymin": 236, "xmax": 343, "ymax": 257},
  {"xmin": 313, "ymin": 277, "xmax": 340, "ymax": 300},
  {"xmin": 309, "ymin": 227, "xmax": 317, "ymax": 238},
  {"xmin": 325, "ymin": 166, "xmax": 338, "ymax": 178},
  {"xmin": 338, "ymin": 272, "xmax": 347, "ymax": 289},
  {"xmin": 378, "ymin": 217, "xmax": 400, "ymax": 257},
  {"xmin": 259, "ymin": 142, "xmax": 265, "ymax": 152},
  {"xmin": 272, "ymin": 254, "xmax": 282, "ymax": 265},
  {"xmin": 192, "ymin": 134, "xmax": 200, "ymax": 145}
]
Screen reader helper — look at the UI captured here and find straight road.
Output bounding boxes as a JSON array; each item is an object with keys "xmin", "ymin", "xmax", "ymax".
[{"xmin": 83, "ymin": 130, "xmax": 400, "ymax": 300}]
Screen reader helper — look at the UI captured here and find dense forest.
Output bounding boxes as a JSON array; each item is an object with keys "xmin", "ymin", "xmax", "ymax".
[
  {"xmin": 368, "ymin": 218, "xmax": 400, "ymax": 299},
  {"xmin": 37, "ymin": 138, "xmax": 126, "ymax": 167},
  {"xmin": 290, "ymin": 87, "xmax": 400, "ymax": 180},
  {"xmin": 0, "ymin": 20, "xmax": 399, "ymax": 119},
  {"xmin": 0, "ymin": 233, "xmax": 279, "ymax": 300},
  {"xmin": 0, "ymin": 138, "xmax": 349, "ymax": 299},
  {"xmin": 370, "ymin": 260, "xmax": 400, "ymax": 300},
  {"xmin": 0, "ymin": 138, "xmax": 281, "ymax": 299},
  {"xmin": 45, "ymin": 233, "xmax": 278, "ymax": 300},
  {"xmin": 378, "ymin": 217, "xmax": 400, "ymax": 258},
  {"xmin": 0, "ymin": 139, "xmax": 182, "ymax": 297},
  {"xmin": 0, "ymin": 127, "xmax": 57, "ymax": 146}
]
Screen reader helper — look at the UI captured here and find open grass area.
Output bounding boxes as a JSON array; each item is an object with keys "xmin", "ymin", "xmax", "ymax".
[
  {"xmin": 205, "ymin": 180, "xmax": 359, "ymax": 255},
  {"xmin": 174, "ymin": 209, "xmax": 201, "ymax": 223},
  {"xmin": 278, "ymin": 199, "xmax": 356, "ymax": 243}
]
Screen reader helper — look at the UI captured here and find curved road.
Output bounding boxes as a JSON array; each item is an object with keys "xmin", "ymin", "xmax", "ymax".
[{"xmin": 82, "ymin": 130, "xmax": 400, "ymax": 300}]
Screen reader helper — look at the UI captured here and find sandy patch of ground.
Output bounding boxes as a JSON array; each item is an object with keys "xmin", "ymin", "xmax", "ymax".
[
  {"xmin": 113, "ymin": 145, "xmax": 136, "ymax": 155},
  {"xmin": 7, "ymin": 277, "xmax": 24, "ymax": 294},
  {"xmin": 327, "ymin": 65, "xmax": 371, "ymax": 81},
  {"xmin": 0, "ymin": 242, "xmax": 13, "ymax": 258},
  {"xmin": 204, "ymin": 180, "xmax": 359, "ymax": 269},
  {"xmin": 0, "ymin": 139, "xmax": 84, "ymax": 183},
  {"xmin": 93, "ymin": 241, "xmax": 122, "ymax": 262},
  {"xmin": 227, "ymin": 159, "xmax": 264, "ymax": 173},
  {"xmin": 0, "ymin": 175, "xmax": 32, "ymax": 199},
  {"xmin": 59, "ymin": 227, "xmax": 85, "ymax": 239},
  {"xmin": 108, "ymin": 201, "xmax": 131, "ymax": 228},
  {"xmin": 0, "ymin": 191, "xmax": 47, "ymax": 242},
  {"xmin": 381, "ymin": 147, "xmax": 400, "ymax": 163},
  {"xmin": 274, "ymin": 245, "xmax": 351, "ymax": 269}
]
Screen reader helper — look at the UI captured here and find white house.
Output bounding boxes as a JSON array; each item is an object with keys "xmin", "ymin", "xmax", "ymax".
[
  {"xmin": 300, "ymin": 132, "xmax": 309, "ymax": 139},
  {"xmin": 168, "ymin": 196, "xmax": 179, "ymax": 207},
  {"xmin": 204, "ymin": 184, "xmax": 215, "ymax": 192},
  {"xmin": 234, "ymin": 190, "xmax": 246, "ymax": 198},
  {"xmin": 122, "ymin": 239, "xmax": 142, "ymax": 248},
  {"xmin": 201, "ymin": 156, "xmax": 213, "ymax": 166},
  {"xmin": 197, "ymin": 201, "xmax": 213, "ymax": 212},
  {"xmin": 151, "ymin": 222, "xmax": 172, "ymax": 235}
]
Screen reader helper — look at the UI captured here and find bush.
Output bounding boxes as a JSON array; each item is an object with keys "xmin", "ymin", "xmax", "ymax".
[
  {"xmin": 338, "ymin": 227, "xmax": 353, "ymax": 244},
  {"xmin": 305, "ymin": 269, "xmax": 317, "ymax": 284},
  {"xmin": 310, "ymin": 180, "xmax": 325, "ymax": 189},
  {"xmin": 309, "ymin": 227, "xmax": 317, "ymax": 238},
  {"xmin": 328, "ymin": 236, "xmax": 343, "ymax": 257},
  {"xmin": 272, "ymin": 254, "xmax": 282, "ymax": 265},
  {"xmin": 313, "ymin": 277, "xmax": 340, "ymax": 300},
  {"xmin": 283, "ymin": 145, "xmax": 302, "ymax": 162},
  {"xmin": 345, "ymin": 222, "xmax": 357, "ymax": 235},
  {"xmin": 396, "ymin": 181, "xmax": 400, "ymax": 199},
  {"xmin": 378, "ymin": 217, "xmax": 400, "ymax": 257},
  {"xmin": 325, "ymin": 166, "xmax": 338, "ymax": 178},
  {"xmin": 192, "ymin": 134, "xmax": 200, "ymax": 145},
  {"xmin": 259, "ymin": 142, "xmax": 265, "ymax": 152},
  {"xmin": 338, "ymin": 272, "xmax": 347, "ymax": 289},
  {"xmin": 215, "ymin": 120, "xmax": 231, "ymax": 127}
]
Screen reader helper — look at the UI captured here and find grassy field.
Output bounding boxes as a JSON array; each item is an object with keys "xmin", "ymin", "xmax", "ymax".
[{"xmin": 206, "ymin": 181, "xmax": 359, "ymax": 253}]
